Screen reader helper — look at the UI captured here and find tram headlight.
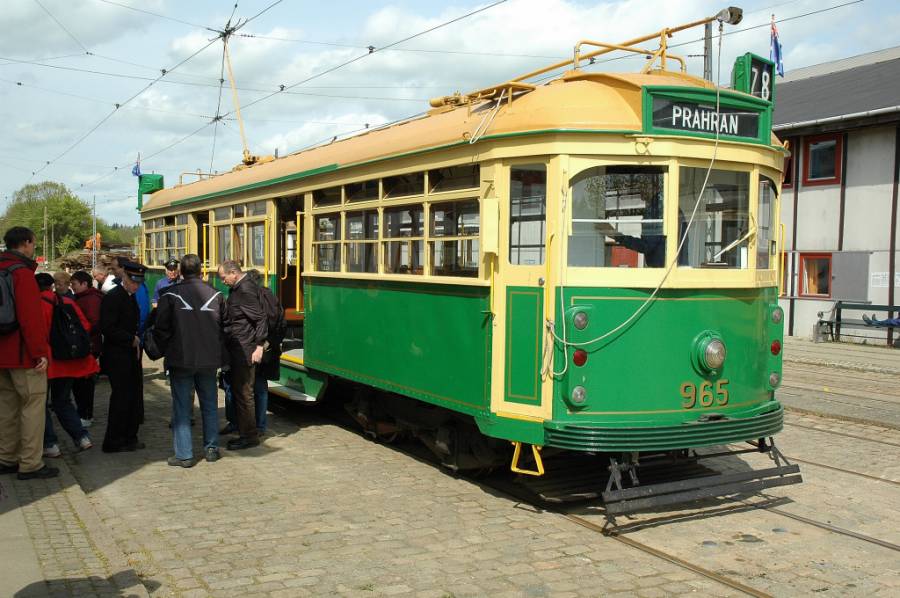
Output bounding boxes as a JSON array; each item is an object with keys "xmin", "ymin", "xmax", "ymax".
[
  {"xmin": 571, "ymin": 386, "xmax": 587, "ymax": 405},
  {"xmin": 702, "ymin": 338, "xmax": 727, "ymax": 371},
  {"xmin": 769, "ymin": 372, "xmax": 781, "ymax": 388},
  {"xmin": 771, "ymin": 307, "xmax": 784, "ymax": 325},
  {"xmin": 573, "ymin": 311, "xmax": 589, "ymax": 330}
]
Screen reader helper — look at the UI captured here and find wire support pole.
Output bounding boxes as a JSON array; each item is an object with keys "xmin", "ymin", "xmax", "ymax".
[{"xmin": 92, "ymin": 195, "xmax": 97, "ymax": 270}]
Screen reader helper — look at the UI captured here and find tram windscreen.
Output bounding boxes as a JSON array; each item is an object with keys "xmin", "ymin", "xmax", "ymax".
[
  {"xmin": 568, "ymin": 166, "xmax": 666, "ymax": 268},
  {"xmin": 678, "ymin": 168, "xmax": 750, "ymax": 269}
]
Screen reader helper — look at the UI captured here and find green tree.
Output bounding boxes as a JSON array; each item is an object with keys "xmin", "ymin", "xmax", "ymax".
[{"xmin": 0, "ymin": 181, "xmax": 91, "ymax": 259}]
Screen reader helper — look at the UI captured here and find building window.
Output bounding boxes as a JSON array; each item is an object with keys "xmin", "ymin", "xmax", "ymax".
[
  {"xmin": 803, "ymin": 134, "xmax": 842, "ymax": 186},
  {"xmin": 799, "ymin": 253, "xmax": 831, "ymax": 297}
]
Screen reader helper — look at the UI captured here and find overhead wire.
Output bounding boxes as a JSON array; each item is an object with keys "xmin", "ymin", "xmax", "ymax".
[
  {"xmin": 23, "ymin": 36, "xmax": 220, "ymax": 182},
  {"xmin": 33, "ymin": 0, "xmax": 89, "ymax": 52},
  {"xmin": 231, "ymin": 0, "xmax": 508, "ymax": 116},
  {"xmin": 93, "ymin": 0, "xmax": 217, "ymax": 32}
]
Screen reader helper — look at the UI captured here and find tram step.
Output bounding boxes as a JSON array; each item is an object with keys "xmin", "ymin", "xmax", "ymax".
[{"xmin": 267, "ymin": 381, "xmax": 318, "ymax": 402}]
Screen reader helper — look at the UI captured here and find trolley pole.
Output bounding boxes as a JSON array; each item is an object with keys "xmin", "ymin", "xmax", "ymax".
[
  {"xmin": 703, "ymin": 22, "xmax": 713, "ymax": 81},
  {"xmin": 92, "ymin": 195, "xmax": 97, "ymax": 270}
]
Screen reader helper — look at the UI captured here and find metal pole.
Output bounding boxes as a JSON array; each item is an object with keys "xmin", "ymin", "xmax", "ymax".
[
  {"xmin": 92, "ymin": 195, "xmax": 97, "ymax": 270},
  {"xmin": 703, "ymin": 22, "xmax": 713, "ymax": 81},
  {"xmin": 43, "ymin": 205, "xmax": 48, "ymax": 266},
  {"xmin": 50, "ymin": 223, "xmax": 54, "ymax": 264}
]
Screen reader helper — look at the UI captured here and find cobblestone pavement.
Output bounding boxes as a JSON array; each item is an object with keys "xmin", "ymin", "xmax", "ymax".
[
  {"xmin": 1, "ymin": 344, "xmax": 898, "ymax": 597},
  {"xmin": 779, "ymin": 337, "xmax": 900, "ymax": 428}
]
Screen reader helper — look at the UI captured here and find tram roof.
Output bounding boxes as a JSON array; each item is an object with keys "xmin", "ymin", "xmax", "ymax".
[{"xmin": 142, "ymin": 70, "xmax": 724, "ymax": 212}]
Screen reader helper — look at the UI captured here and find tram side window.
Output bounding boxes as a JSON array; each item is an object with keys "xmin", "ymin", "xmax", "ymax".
[
  {"xmin": 346, "ymin": 180, "xmax": 379, "ymax": 202},
  {"xmin": 568, "ymin": 166, "xmax": 666, "ymax": 268},
  {"xmin": 384, "ymin": 172, "xmax": 424, "ymax": 198},
  {"xmin": 509, "ymin": 165, "xmax": 547, "ymax": 266},
  {"xmin": 314, "ymin": 214, "xmax": 341, "ymax": 272},
  {"xmin": 430, "ymin": 165, "xmax": 480, "ymax": 193},
  {"xmin": 678, "ymin": 168, "xmax": 750, "ymax": 269},
  {"xmin": 313, "ymin": 186, "xmax": 342, "ymax": 207},
  {"xmin": 383, "ymin": 205, "xmax": 424, "ymax": 274},
  {"xmin": 248, "ymin": 222, "xmax": 266, "ymax": 267},
  {"xmin": 431, "ymin": 200, "xmax": 479, "ymax": 277},
  {"xmin": 216, "ymin": 226, "xmax": 232, "ymax": 263},
  {"xmin": 758, "ymin": 176, "xmax": 777, "ymax": 269},
  {"xmin": 345, "ymin": 210, "xmax": 378, "ymax": 273}
]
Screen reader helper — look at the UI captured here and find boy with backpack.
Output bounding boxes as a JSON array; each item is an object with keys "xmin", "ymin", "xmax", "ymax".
[
  {"xmin": 0, "ymin": 226, "xmax": 56, "ymax": 480},
  {"xmin": 36, "ymin": 273, "xmax": 97, "ymax": 455}
]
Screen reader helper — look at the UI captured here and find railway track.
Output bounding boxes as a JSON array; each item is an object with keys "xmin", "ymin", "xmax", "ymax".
[{"xmin": 784, "ymin": 420, "xmax": 900, "ymax": 449}]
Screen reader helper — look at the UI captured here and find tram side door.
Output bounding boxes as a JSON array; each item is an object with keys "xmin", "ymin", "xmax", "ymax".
[
  {"xmin": 490, "ymin": 160, "xmax": 554, "ymax": 422},
  {"xmin": 277, "ymin": 197, "xmax": 304, "ymax": 345}
]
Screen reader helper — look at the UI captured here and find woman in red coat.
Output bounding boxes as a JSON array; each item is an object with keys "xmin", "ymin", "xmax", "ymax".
[{"xmin": 36, "ymin": 273, "xmax": 98, "ymax": 454}]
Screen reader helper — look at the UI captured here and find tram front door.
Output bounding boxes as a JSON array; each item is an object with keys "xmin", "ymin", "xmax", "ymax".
[{"xmin": 490, "ymin": 160, "xmax": 555, "ymax": 423}]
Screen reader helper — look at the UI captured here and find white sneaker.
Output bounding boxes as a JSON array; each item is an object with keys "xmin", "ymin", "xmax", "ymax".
[
  {"xmin": 43, "ymin": 444, "xmax": 61, "ymax": 458},
  {"xmin": 78, "ymin": 436, "xmax": 93, "ymax": 451},
  {"xmin": 80, "ymin": 418, "xmax": 92, "ymax": 428}
]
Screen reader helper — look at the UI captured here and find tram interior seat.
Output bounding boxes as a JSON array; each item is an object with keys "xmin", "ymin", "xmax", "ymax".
[{"xmin": 816, "ymin": 301, "xmax": 899, "ymax": 346}]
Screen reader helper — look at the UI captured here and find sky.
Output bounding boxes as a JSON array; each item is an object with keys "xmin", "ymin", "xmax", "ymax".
[{"xmin": 1, "ymin": 0, "xmax": 898, "ymax": 225}]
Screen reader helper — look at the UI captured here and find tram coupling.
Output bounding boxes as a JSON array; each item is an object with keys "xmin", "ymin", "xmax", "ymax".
[{"xmin": 601, "ymin": 438, "xmax": 802, "ymax": 515}]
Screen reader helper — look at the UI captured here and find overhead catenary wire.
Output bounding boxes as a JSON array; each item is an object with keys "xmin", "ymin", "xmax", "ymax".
[
  {"xmin": 94, "ymin": 0, "xmax": 217, "ymax": 33},
  {"xmin": 33, "ymin": 0, "xmax": 89, "ymax": 52},
  {"xmin": 230, "ymin": 0, "xmax": 508, "ymax": 117},
  {"xmin": 23, "ymin": 35, "xmax": 220, "ymax": 183}
]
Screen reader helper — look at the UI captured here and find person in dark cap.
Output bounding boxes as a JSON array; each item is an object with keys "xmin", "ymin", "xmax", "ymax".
[
  {"xmin": 153, "ymin": 258, "xmax": 181, "ymax": 307},
  {"xmin": 99, "ymin": 261, "xmax": 146, "ymax": 452}
]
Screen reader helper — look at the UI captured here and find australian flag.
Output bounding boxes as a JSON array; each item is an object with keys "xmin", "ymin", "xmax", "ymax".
[{"xmin": 770, "ymin": 20, "xmax": 784, "ymax": 77}]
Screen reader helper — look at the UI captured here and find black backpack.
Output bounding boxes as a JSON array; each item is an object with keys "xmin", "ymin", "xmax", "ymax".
[
  {"xmin": 0, "ymin": 263, "xmax": 26, "ymax": 335},
  {"xmin": 257, "ymin": 286, "xmax": 286, "ymax": 358},
  {"xmin": 43, "ymin": 295, "xmax": 91, "ymax": 360}
]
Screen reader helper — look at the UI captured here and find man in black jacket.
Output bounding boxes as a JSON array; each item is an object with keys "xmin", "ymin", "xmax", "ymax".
[
  {"xmin": 218, "ymin": 260, "xmax": 267, "ymax": 450},
  {"xmin": 153, "ymin": 254, "xmax": 226, "ymax": 466},
  {"xmin": 100, "ymin": 261, "xmax": 145, "ymax": 453}
]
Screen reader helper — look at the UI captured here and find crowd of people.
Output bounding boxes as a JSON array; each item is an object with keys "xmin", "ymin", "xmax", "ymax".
[{"xmin": 0, "ymin": 225, "xmax": 285, "ymax": 479}]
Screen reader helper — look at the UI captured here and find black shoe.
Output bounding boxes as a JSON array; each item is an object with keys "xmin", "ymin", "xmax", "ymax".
[
  {"xmin": 0, "ymin": 462, "xmax": 18, "ymax": 475},
  {"xmin": 219, "ymin": 423, "xmax": 238, "ymax": 435},
  {"xmin": 17, "ymin": 465, "xmax": 59, "ymax": 480},
  {"xmin": 205, "ymin": 448, "xmax": 221, "ymax": 462},
  {"xmin": 226, "ymin": 437, "xmax": 260, "ymax": 450},
  {"xmin": 167, "ymin": 456, "xmax": 194, "ymax": 468}
]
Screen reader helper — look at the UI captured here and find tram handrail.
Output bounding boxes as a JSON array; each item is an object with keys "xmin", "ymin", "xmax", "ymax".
[
  {"xmin": 573, "ymin": 40, "xmax": 687, "ymax": 73},
  {"xmin": 430, "ymin": 7, "xmax": 742, "ymax": 106}
]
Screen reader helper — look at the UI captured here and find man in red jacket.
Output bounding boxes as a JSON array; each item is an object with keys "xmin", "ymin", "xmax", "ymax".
[
  {"xmin": 0, "ymin": 226, "xmax": 56, "ymax": 480},
  {"xmin": 71, "ymin": 270, "xmax": 103, "ymax": 426}
]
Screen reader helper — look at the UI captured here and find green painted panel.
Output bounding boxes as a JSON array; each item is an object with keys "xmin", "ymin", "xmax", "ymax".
[
  {"xmin": 504, "ymin": 287, "xmax": 543, "ymax": 405},
  {"xmin": 278, "ymin": 363, "xmax": 328, "ymax": 399},
  {"xmin": 303, "ymin": 278, "xmax": 492, "ymax": 415},
  {"xmin": 552, "ymin": 286, "xmax": 783, "ymax": 428}
]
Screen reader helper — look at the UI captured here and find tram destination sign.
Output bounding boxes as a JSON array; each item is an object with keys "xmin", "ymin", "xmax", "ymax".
[{"xmin": 651, "ymin": 97, "xmax": 760, "ymax": 139}]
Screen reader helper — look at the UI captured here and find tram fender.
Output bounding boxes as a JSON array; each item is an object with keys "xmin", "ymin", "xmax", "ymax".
[{"xmin": 475, "ymin": 413, "xmax": 545, "ymax": 446}]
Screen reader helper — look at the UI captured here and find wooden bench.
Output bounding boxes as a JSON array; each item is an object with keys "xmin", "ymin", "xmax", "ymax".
[{"xmin": 816, "ymin": 301, "xmax": 899, "ymax": 343}]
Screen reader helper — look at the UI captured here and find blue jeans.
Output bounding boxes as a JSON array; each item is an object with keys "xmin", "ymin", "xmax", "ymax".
[
  {"xmin": 44, "ymin": 378, "xmax": 89, "ymax": 447},
  {"xmin": 224, "ymin": 373, "xmax": 268, "ymax": 433},
  {"xmin": 170, "ymin": 368, "xmax": 219, "ymax": 460}
]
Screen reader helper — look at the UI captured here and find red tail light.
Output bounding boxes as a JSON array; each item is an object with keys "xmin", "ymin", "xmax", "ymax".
[
  {"xmin": 770, "ymin": 340, "xmax": 781, "ymax": 355},
  {"xmin": 573, "ymin": 349, "xmax": 588, "ymax": 367}
]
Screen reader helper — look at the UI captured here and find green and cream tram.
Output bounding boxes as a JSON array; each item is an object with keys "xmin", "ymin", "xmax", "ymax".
[{"xmin": 139, "ymin": 8, "xmax": 800, "ymax": 510}]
